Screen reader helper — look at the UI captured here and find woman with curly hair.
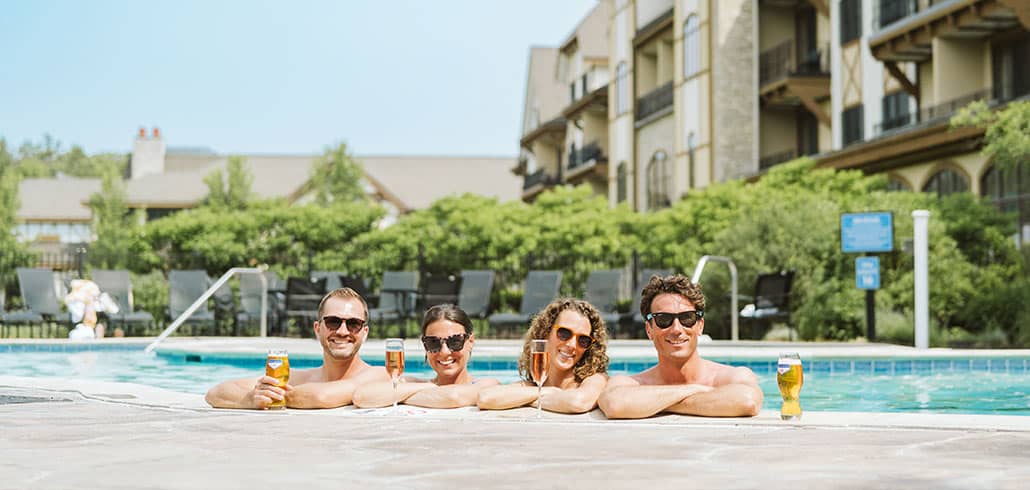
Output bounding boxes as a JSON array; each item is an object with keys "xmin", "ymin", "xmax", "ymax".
[{"xmin": 477, "ymin": 298, "xmax": 609, "ymax": 414}]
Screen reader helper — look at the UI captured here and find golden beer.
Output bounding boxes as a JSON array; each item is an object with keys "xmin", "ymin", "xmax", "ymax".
[
  {"xmin": 266, "ymin": 348, "xmax": 290, "ymax": 410},
  {"xmin": 777, "ymin": 353, "xmax": 803, "ymax": 420}
]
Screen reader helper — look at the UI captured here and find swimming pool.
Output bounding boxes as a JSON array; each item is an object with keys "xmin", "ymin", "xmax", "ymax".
[{"xmin": 2, "ymin": 344, "xmax": 1029, "ymax": 415}]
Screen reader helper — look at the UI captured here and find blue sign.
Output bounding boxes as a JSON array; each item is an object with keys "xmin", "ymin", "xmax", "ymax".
[
  {"xmin": 841, "ymin": 212, "xmax": 894, "ymax": 253},
  {"xmin": 856, "ymin": 256, "xmax": 880, "ymax": 290}
]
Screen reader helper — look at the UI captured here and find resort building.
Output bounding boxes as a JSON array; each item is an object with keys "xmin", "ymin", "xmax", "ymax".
[{"xmin": 517, "ymin": 0, "xmax": 1028, "ymax": 238}]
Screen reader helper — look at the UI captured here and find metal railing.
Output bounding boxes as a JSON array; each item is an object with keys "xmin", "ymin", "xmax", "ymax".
[
  {"xmin": 568, "ymin": 141, "xmax": 607, "ymax": 172},
  {"xmin": 144, "ymin": 266, "xmax": 268, "ymax": 353},
  {"xmin": 636, "ymin": 82, "xmax": 674, "ymax": 121},
  {"xmin": 759, "ymin": 40, "xmax": 830, "ymax": 87},
  {"xmin": 874, "ymin": 0, "xmax": 919, "ymax": 29},
  {"xmin": 522, "ymin": 168, "xmax": 557, "ymax": 190},
  {"xmin": 873, "ymin": 87, "xmax": 994, "ymax": 135},
  {"xmin": 691, "ymin": 255, "xmax": 739, "ymax": 341},
  {"xmin": 759, "ymin": 149, "xmax": 797, "ymax": 170}
]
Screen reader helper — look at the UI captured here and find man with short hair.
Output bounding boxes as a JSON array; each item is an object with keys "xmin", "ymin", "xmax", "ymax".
[
  {"xmin": 205, "ymin": 287, "xmax": 389, "ymax": 409},
  {"xmin": 599, "ymin": 275, "xmax": 763, "ymax": 418}
]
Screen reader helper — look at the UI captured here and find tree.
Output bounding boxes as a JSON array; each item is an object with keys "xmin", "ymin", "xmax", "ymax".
[
  {"xmin": 310, "ymin": 142, "xmax": 366, "ymax": 206},
  {"xmin": 88, "ymin": 166, "xmax": 147, "ymax": 270},
  {"xmin": 203, "ymin": 156, "xmax": 252, "ymax": 210},
  {"xmin": 951, "ymin": 100, "xmax": 1030, "ymax": 172}
]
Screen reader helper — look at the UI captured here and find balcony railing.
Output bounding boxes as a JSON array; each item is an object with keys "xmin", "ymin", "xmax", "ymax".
[
  {"xmin": 568, "ymin": 142, "xmax": 607, "ymax": 172},
  {"xmin": 523, "ymin": 168, "xmax": 557, "ymax": 190},
  {"xmin": 759, "ymin": 41, "xmax": 830, "ymax": 87},
  {"xmin": 873, "ymin": 87, "xmax": 996, "ymax": 135},
  {"xmin": 759, "ymin": 149, "xmax": 797, "ymax": 170},
  {"xmin": 636, "ymin": 82, "xmax": 674, "ymax": 121},
  {"xmin": 874, "ymin": 0, "xmax": 919, "ymax": 29}
]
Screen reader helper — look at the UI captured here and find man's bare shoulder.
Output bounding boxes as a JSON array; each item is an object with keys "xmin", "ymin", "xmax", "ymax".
[
  {"xmin": 629, "ymin": 367, "xmax": 663, "ymax": 385},
  {"xmin": 288, "ymin": 367, "xmax": 323, "ymax": 385},
  {"xmin": 707, "ymin": 360, "xmax": 759, "ymax": 386}
]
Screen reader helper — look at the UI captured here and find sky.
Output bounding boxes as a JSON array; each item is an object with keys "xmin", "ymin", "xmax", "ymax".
[{"xmin": 0, "ymin": 0, "xmax": 597, "ymax": 157}]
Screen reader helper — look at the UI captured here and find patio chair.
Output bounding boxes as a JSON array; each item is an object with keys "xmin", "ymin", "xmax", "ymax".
[
  {"xmin": 283, "ymin": 276, "xmax": 327, "ymax": 336},
  {"xmin": 237, "ymin": 271, "xmax": 282, "ymax": 336},
  {"xmin": 338, "ymin": 275, "xmax": 372, "ymax": 302},
  {"xmin": 627, "ymin": 268, "xmax": 673, "ymax": 335},
  {"xmin": 311, "ymin": 270, "xmax": 345, "ymax": 292},
  {"xmin": 417, "ymin": 272, "xmax": 461, "ymax": 311},
  {"xmin": 92, "ymin": 269, "xmax": 155, "ymax": 336},
  {"xmin": 1, "ymin": 288, "xmax": 44, "ymax": 338},
  {"xmin": 584, "ymin": 269, "xmax": 624, "ymax": 337},
  {"xmin": 488, "ymin": 270, "xmax": 562, "ymax": 337},
  {"xmin": 211, "ymin": 275, "xmax": 236, "ymax": 335},
  {"xmin": 15, "ymin": 267, "xmax": 68, "ymax": 337},
  {"xmin": 368, "ymin": 271, "xmax": 419, "ymax": 336},
  {"xmin": 168, "ymin": 269, "xmax": 216, "ymax": 336},
  {"xmin": 740, "ymin": 270, "xmax": 795, "ymax": 340},
  {"xmin": 457, "ymin": 270, "xmax": 495, "ymax": 320}
]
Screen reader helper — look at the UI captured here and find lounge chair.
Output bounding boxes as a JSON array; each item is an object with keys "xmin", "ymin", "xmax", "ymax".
[
  {"xmin": 740, "ymin": 270, "xmax": 795, "ymax": 340},
  {"xmin": 283, "ymin": 276, "xmax": 327, "ymax": 336},
  {"xmin": 627, "ymin": 268, "xmax": 673, "ymax": 335},
  {"xmin": 15, "ymin": 267, "xmax": 68, "ymax": 337},
  {"xmin": 1, "ymin": 288, "xmax": 44, "ymax": 338},
  {"xmin": 488, "ymin": 270, "xmax": 562, "ymax": 337},
  {"xmin": 368, "ymin": 271, "xmax": 419, "ymax": 335},
  {"xmin": 458, "ymin": 270, "xmax": 495, "ymax": 320},
  {"xmin": 168, "ymin": 269, "xmax": 216, "ymax": 336},
  {"xmin": 92, "ymin": 269, "xmax": 155, "ymax": 335},
  {"xmin": 311, "ymin": 271, "xmax": 345, "ymax": 292},
  {"xmin": 584, "ymin": 269, "xmax": 624, "ymax": 337},
  {"xmin": 417, "ymin": 272, "xmax": 461, "ymax": 311},
  {"xmin": 237, "ymin": 271, "xmax": 281, "ymax": 335}
]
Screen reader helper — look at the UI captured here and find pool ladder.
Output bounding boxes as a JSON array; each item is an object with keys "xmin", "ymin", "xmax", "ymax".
[{"xmin": 144, "ymin": 267, "xmax": 269, "ymax": 354}]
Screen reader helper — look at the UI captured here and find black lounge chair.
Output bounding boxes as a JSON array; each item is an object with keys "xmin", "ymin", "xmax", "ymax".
[
  {"xmin": 368, "ymin": 271, "xmax": 419, "ymax": 335},
  {"xmin": 417, "ymin": 272, "xmax": 461, "ymax": 311},
  {"xmin": 584, "ymin": 269, "xmax": 624, "ymax": 338},
  {"xmin": 740, "ymin": 270, "xmax": 795, "ymax": 340},
  {"xmin": 168, "ymin": 269, "xmax": 216, "ymax": 336},
  {"xmin": 488, "ymin": 270, "xmax": 562, "ymax": 337},
  {"xmin": 283, "ymin": 276, "xmax": 327, "ymax": 336},
  {"xmin": 1, "ymin": 287, "xmax": 44, "ymax": 337},
  {"xmin": 458, "ymin": 270, "xmax": 495, "ymax": 320},
  {"xmin": 15, "ymin": 267, "xmax": 68, "ymax": 337},
  {"xmin": 92, "ymin": 269, "xmax": 155, "ymax": 335}
]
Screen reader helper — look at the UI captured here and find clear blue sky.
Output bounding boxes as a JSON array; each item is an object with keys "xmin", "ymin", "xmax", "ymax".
[{"xmin": 0, "ymin": 0, "xmax": 596, "ymax": 157}]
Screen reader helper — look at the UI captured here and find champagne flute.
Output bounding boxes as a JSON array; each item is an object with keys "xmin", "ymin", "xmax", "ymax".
[
  {"xmin": 385, "ymin": 338, "xmax": 405, "ymax": 412},
  {"xmin": 530, "ymin": 339, "xmax": 549, "ymax": 418}
]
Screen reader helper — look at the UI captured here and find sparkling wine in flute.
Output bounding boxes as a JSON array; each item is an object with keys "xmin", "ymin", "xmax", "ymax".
[
  {"xmin": 386, "ymin": 350, "xmax": 405, "ymax": 379},
  {"xmin": 530, "ymin": 351, "xmax": 549, "ymax": 386}
]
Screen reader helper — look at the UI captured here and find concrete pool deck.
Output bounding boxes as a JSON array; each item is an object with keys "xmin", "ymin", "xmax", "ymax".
[{"xmin": 2, "ymin": 338, "xmax": 1030, "ymax": 488}]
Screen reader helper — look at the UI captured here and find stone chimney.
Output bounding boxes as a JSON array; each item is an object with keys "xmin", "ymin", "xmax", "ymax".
[{"xmin": 130, "ymin": 126, "xmax": 166, "ymax": 179}]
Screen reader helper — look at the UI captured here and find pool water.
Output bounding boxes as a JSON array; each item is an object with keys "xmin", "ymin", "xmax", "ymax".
[{"xmin": 2, "ymin": 349, "xmax": 1029, "ymax": 415}]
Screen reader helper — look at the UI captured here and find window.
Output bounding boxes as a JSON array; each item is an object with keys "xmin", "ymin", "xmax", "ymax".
[
  {"xmin": 840, "ymin": 0, "xmax": 861, "ymax": 45},
  {"xmin": 881, "ymin": 91, "xmax": 911, "ymax": 132},
  {"xmin": 887, "ymin": 176, "xmax": 911, "ymax": 191},
  {"xmin": 683, "ymin": 15, "xmax": 700, "ymax": 78},
  {"xmin": 616, "ymin": 162, "xmax": 628, "ymax": 203},
  {"xmin": 615, "ymin": 62, "xmax": 629, "ymax": 114},
  {"xmin": 842, "ymin": 105, "xmax": 864, "ymax": 146},
  {"xmin": 922, "ymin": 169, "xmax": 968, "ymax": 197},
  {"xmin": 646, "ymin": 150, "xmax": 670, "ymax": 210},
  {"xmin": 982, "ymin": 163, "xmax": 1030, "ymax": 220}
]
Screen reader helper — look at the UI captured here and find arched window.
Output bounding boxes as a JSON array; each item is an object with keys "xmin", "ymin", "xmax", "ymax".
[
  {"xmin": 921, "ymin": 168, "xmax": 968, "ymax": 197},
  {"xmin": 683, "ymin": 15, "xmax": 700, "ymax": 78},
  {"xmin": 982, "ymin": 162, "xmax": 1030, "ymax": 215},
  {"xmin": 615, "ymin": 62, "xmax": 629, "ymax": 114},
  {"xmin": 616, "ymin": 162, "xmax": 628, "ymax": 203},
  {"xmin": 886, "ymin": 175, "xmax": 911, "ymax": 192},
  {"xmin": 646, "ymin": 150, "xmax": 670, "ymax": 210}
]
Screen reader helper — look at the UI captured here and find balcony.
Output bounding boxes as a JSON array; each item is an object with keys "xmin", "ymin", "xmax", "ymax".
[
  {"xmin": 566, "ymin": 142, "xmax": 609, "ymax": 183},
  {"xmin": 869, "ymin": 0, "xmax": 1028, "ymax": 63},
  {"xmin": 873, "ymin": 87, "xmax": 1007, "ymax": 136},
  {"xmin": 635, "ymin": 82, "xmax": 674, "ymax": 122},
  {"xmin": 759, "ymin": 149, "xmax": 797, "ymax": 171},
  {"xmin": 522, "ymin": 168, "xmax": 558, "ymax": 192},
  {"xmin": 759, "ymin": 41, "xmax": 830, "ymax": 88}
]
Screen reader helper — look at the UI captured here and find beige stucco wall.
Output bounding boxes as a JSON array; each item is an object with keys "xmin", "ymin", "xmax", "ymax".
[
  {"xmin": 636, "ymin": 0, "xmax": 674, "ymax": 29},
  {"xmin": 819, "ymin": 99, "xmax": 832, "ymax": 152},
  {"xmin": 635, "ymin": 113, "xmax": 675, "ymax": 210},
  {"xmin": 759, "ymin": 109, "xmax": 796, "ymax": 158},
  {"xmin": 608, "ymin": 0, "xmax": 635, "ymax": 207},
  {"xmin": 888, "ymin": 151, "xmax": 990, "ymax": 194},
  {"xmin": 758, "ymin": 6, "xmax": 793, "ymax": 52},
  {"xmin": 919, "ymin": 60, "xmax": 935, "ymax": 106},
  {"xmin": 712, "ymin": 0, "xmax": 756, "ymax": 180},
  {"xmin": 933, "ymin": 37, "xmax": 988, "ymax": 102}
]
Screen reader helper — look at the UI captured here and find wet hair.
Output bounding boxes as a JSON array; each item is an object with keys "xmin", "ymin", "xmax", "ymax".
[
  {"xmin": 317, "ymin": 287, "xmax": 369, "ymax": 321},
  {"xmin": 517, "ymin": 298, "xmax": 609, "ymax": 383},
  {"xmin": 639, "ymin": 274, "xmax": 706, "ymax": 317},
  {"xmin": 421, "ymin": 304, "xmax": 474, "ymax": 335}
]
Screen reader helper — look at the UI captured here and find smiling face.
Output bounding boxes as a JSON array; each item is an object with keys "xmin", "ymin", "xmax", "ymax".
[
  {"xmin": 423, "ymin": 319, "xmax": 473, "ymax": 383},
  {"xmin": 547, "ymin": 309, "xmax": 592, "ymax": 376},
  {"xmin": 314, "ymin": 296, "xmax": 368, "ymax": 361},
  {"xmin": 646, "ymin": 293, "xmax": 704, "ymax": 362}
]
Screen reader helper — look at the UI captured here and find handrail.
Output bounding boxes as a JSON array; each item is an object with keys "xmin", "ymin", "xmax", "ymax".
[
  {"xmin": 144, "ymin": 266, "xmax": 268, "ymax": 354},
  {"xmin": 690, "ymin": 255, "xmax": 739, "ymax": 341}
]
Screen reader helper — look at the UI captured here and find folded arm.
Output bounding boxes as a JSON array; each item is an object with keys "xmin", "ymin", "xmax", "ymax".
[
  {"xmin": 353, "ymin": 380, "xmax": 435, "ymax": 408},
  {"xmin": 598, "ymin": 376, "xmax": 713, "ymax": 419},
  {"xmin": 668, "ymin": 368, "xmax": 763, "ymax": 417},
  {"xmin": 405, "ymin": 379, "xmax": 500, "ymax": 409},
  {"xmin": 540, "ymin": 374, "xmax": 607, "ymax": 414},
  {"xmin": 476, "ymin": 381, "xmax": 542, "ymax": 410},
  {"xmin": 286, "ymin": 368, "xmax": 389, "ymax": 409}
]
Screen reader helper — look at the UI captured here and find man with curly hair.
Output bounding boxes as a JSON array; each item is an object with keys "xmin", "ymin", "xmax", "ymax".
[{"xmin": 599, "ymin": 274, "xmax": 762, "ymax": 418}]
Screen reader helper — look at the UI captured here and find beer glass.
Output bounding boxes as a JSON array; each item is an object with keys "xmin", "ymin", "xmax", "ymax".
[
  {"xmin": 530, "ymin": 340, "xmax": 549, "ymax": 418},
  {"xmin": 385, "ymin": 338, "xmax": 405, "ymax": 411},
  {"xmin": 265, "ymin": 348, "xmax": 290, "ymax": 410},
  {"xmin": 776, "ymin": 352, "xmax": 803, "ymax": 420}
]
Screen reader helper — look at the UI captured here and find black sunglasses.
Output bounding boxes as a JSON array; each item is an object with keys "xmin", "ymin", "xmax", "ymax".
[
  {"xmin": 322, "ymin": 315, "xmax": 367, "ymax": 333},
  {"xmin": 554, "ymin": 325, "xmax": 594, "ymax": 349},
  {"xmin": 421, "ymin": 333, "xmax": 469, "ymax": 353},
  {"xmin": 646, "ymin": 310, "xmax": 704, "ymax": 329}
]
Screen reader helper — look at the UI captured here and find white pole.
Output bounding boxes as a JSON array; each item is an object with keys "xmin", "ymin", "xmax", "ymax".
[{"xmin": 912, "ymin": 210, "xmax": 930, "ymax": 349}]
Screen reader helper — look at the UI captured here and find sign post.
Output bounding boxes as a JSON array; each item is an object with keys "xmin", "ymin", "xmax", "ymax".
[{"xmin": 842, "ymin": 212, "xmax": 893, "ymax": 342}]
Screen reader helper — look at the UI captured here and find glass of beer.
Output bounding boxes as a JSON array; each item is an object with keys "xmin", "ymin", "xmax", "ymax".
[
  {"xmin": 265, "ymin": 348, "xmax": 289, "ymax": 410},
  {"xmin": 777, "ymin": 352, "xmax": 803, "ymax": 420},
  {"xmin": 385, "ymin": 338, "xmax": 405, "ymax": 411},
  {"xmin": 530, "ymin": 339, "xmax": 549, "ymax": 418}
]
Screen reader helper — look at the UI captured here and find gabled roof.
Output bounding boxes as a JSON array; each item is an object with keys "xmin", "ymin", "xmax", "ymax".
[
  {"xmin": 16, "ymin": 177, "xmax": 101, "ymax": 221},
  {"xmin": 561, "ymin": 1, "xmax": 610, "ymax": 61},
  {"xmin": 522, "ymin": 47, "xmax": 566, "ymax": 135}
]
